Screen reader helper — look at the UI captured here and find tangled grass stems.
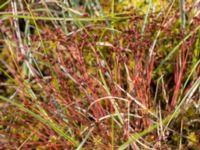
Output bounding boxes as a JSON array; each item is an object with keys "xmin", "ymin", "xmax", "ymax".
[{"xmin": 0, "ymin": 1, "xmax": 200, "ymax": 149}]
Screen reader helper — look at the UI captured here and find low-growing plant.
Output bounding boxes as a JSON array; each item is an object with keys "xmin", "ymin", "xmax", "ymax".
[{"xmin": 0, "ymin": 0, "xmax": 200, "ymax": 149}]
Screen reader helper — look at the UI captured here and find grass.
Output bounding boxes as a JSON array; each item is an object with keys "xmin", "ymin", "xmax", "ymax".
[{"xmin": 0, "ymin": 0, "xmax": 200, "ymax": 149}]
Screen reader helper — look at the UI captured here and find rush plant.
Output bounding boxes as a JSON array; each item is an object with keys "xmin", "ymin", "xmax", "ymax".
[{"xmin": 0, "ymin": 0, "xmax": 200, "ymax": 149}]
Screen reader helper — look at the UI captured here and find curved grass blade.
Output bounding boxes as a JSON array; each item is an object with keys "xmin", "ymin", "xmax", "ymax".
[
  {"xmin": 118, "ymin": 76, "xmax": 200, "ymax": 150},
  {"xmin": 156, "ymin": 24, "xmax": 200, "ymax": 71},
  {"xmin": 0, "ymin": 96, "xmax": 79, "ymax": 147}
]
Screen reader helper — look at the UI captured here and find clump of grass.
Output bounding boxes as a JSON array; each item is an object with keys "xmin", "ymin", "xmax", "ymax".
[{"xmin": 0, "ymin": 0, "xmax": 200, "ymax": 149}]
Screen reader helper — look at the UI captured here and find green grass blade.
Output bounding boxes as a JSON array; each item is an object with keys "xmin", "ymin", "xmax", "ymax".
[
  {"xmin": 0, "ymin": 0, "xmax": 11, "ymax": 10},
  {"xmin": 141, "ymin": 0, "xmax": 152, "ymax": 35},
  {"xmin": 0, "ymin": 96, "xmax": 79, "ymax": 147},
  {"xmin": 118, "ymin": 76, "xmax": 200, "ymax": 150},
  {"xmin": 179, "ymin": 0, "xmax": 186, "ymax": 29},
  {"xmin": 155, "ymin": 24, "xmax": 200, "ymax": 71}
]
